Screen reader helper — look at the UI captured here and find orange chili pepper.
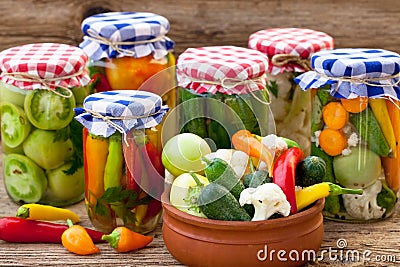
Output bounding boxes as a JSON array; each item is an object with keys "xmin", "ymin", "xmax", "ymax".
[
  {"xmin": 61, "ymin": 219, "xmax": 100, "ymax": 255},
  {"xmin": 101, "ymin": 226, "xmax": 153, "ymax": 253}
]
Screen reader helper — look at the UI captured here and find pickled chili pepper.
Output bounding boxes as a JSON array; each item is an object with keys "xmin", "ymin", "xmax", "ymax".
[
  {"xmin": 124, "ymin": 136, "xmax": 142, "ymax": 193},
  {"xmin": 103, "ymin": 133, "xmax": 125, "ymax": 218},
  {"xmin": 142, "ymin": 199, "xmax": 162, "ymax": 224},
  {"xmin": 83, "ymin": 127, "xmax": 89, "ymax": 199},
  {"xmin": 16, "ymin": 203, "xmax": 81, "ymax": 223},
  {"xmin": 86, "ymin": 133, "xmax": 109, "ymax": 202},
  {"xmin": 0, "ymin": 217, "xmax": 104, "ymax": 243},
  {"xmin": 101, "ymin": 226, "xmax": 153, "ymax": 253},
  {"xmin": 273, "ymin": 147, "xmax": 305, "ymax": 214},
  {"xmin": 92, "ymin": 72, "xmax": 112, "ymax": 92},
  {"xmin": 62, "ymin": 219, "xmax": 100, "ymax": 255},
  {"xmin": 232, "ymin": 129, "xmax": 274, "ymax": 173}
]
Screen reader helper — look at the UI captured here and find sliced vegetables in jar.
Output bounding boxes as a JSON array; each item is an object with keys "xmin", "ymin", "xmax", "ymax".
[{"xmin": 294, "ymin": 48, "xmax": 400, "ymax": 222}]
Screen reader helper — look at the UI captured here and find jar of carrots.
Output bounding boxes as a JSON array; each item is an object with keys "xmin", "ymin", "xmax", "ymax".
[
  {"xmin": 295, "ymin": 48, "xmax": 400, "ymax": 222},
  {"xmin": 74, "ymin": 90, "xmax": 169, "ymax": 233}
]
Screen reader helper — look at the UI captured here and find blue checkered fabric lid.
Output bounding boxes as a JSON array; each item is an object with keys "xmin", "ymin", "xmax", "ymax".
[
  {"xmin": 79, "ymin": 12, "xmax": 175, "ymax": 61},
  {"xmin": 294, "ymin": 48, "xmax": 400, "ymax": 99},
  {"xmin": 74, "ymin": 90, "xmax": 169, "ymax": 137}
]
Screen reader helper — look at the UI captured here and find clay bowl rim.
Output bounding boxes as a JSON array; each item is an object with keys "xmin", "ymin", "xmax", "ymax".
[{"xmin": 161, "ymin": 191, "xmax": 325, "ymax": 231}]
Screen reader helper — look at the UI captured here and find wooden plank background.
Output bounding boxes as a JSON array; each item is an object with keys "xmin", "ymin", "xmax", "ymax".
[{"xmin": 0, "ymin": 0, "xmax": 399, "ymax": 56}]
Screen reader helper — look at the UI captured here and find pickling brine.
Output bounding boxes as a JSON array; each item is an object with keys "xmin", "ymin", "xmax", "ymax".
[{"xmin": 295, "ymin": 48, "xmax": 400, "ymax": 222}]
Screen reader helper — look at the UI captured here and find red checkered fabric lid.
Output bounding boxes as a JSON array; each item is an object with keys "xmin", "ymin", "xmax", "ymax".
[
  {"xmin": 0, "ymin": 43, "xmax": 91, "ymax": 90},
  {"xmin": 248, "ymin": 28, "xmax": 334, "ymax": 75},
  {"xmin": 176, "ymin": 46, "xmax": 268, "ymax": 94}
]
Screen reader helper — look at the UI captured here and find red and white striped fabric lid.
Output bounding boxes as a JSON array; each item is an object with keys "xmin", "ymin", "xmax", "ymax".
[
  {"xmin": 176, "ymin": 46, "xmax": 268, "ymax": 94},
  {"xmin": 248, "ymin": 28, "xmax": 334, "ymax": 75},
  {"xmin": 0, "ymin": 43, "xmax": 91, "ymax": 90}
]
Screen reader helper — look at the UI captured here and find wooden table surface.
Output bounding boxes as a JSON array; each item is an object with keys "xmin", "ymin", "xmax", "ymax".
[{"xmin": 0, "ymin": 160, "xmax": 398, "ymax": 267}]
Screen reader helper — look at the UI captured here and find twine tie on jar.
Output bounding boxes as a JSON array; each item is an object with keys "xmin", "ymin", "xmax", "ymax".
[
  {"xmin": 83, "ymin": 108, "xmax": 165, "ymax": 146},
  {"xmin": 85, "ymin": 29, "xmax": 166, "ymax": 57},
  {"xmin": 271, "ymin": 54, "xmax": 312, "ymax": 71},
  {"xmin": 184, "ymin": 74, "xmax": 271, "ymax": 105},
  {"xmin": 316, "ymin": 72, "xmax": 400, "ymax": 88},
  {"xmin": 1, "ymin": 70, "xmax": 85, "ymax": 98}
]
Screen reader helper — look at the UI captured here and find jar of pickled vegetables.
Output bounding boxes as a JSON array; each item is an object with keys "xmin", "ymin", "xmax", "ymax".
[
  {"xmin": 248, "ymin": 28, "xmax": 334, "ymax": 154},
  {"xmin": 0, "ymin": 43, "xmax": 92, "ymax": 206},
  {"xmin": 295, "ymin": 48, "xmax": 400, "ymax": 222},
  {"xmin": 176, "ymin": 46, "xmax": 274, "ymax": 150},
  {"xmin": 74, "ymin": 90, "xmax": 169, "ymax": 234}
]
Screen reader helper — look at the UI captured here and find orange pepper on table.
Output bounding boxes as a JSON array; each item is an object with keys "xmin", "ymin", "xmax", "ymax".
[
  {"xmin": 61, "ymin": 219, "xmax": 100, "ymax": 255},
  {"xmin": 101, "ymin": 226, "xmax": 153, "ymax": 253}
]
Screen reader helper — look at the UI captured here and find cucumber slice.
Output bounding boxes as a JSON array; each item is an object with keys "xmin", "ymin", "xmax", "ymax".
[
  {"xmin": 0, "ymin": 102, "xmax": 31, "ymax": 148},
  {"xmin": 24, "ymin": 88, "xmax": 76, "ymax": 130},
  {"xmin": 3, "ymin": 153, "xmax": 47, "ymax": 203}
]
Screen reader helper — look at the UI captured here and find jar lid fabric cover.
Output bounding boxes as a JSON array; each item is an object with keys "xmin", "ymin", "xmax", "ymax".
[
  {"xmin": 294, "ymin": 48, "xmax": 400, "ymax": 100},
  {"xmin": 248, "ymin": 28, "xmax": 334, "ymax": 75},
  {"xmin": 176, "ymin": 46, "xmax": 268, "ymax": 94},
  {"xmin": 74, "ymin": 90, "xmax": 169, "ymax": 138},
  {"xmin": 80, "ymin": 11, "xmax": 175, "ymax": 61},
  {"xmin": 0, "ymin": 43, "xmax": 91, "ymax": 90}
]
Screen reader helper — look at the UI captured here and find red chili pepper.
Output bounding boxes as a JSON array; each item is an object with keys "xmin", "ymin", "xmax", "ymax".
[
  {"xmin": 124, "ymin": 138, "xmax": 142, "ymax": 194},
  {"xmin": 82, "ymin": 127, "xmax": 89, "ymax": 199},
  {"xmin": 272, "ymin": 147, "xmax": 305, "ymax": 215},
  {"xmin": 0, "ymin": 217, "xmax": 105, "ymax": 243},
  {"xmin": 140, "ymin": 140, "xmax": 165, "ymax": 199},
  {"xmin": 92, "ymin": 73, "xmax": 112, "ymax": 92},
  {"xmin": 142, "ymin": 198, "xmax": 162, "ymax": 224}
]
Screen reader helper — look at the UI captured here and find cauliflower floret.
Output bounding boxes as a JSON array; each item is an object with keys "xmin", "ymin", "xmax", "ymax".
[
  {"xmin": 261, "ymin": 134, "xmax": 288, "ymax": 152},
  {"xmin": 347, "ymin": 133, "xmax": 359, "ymax": 147},
  {"xmin": 203, "ymin": 149, "xmax": 249, "ymax": 178},
  {"xmin": 342, "ymin": 180, "xmax": 386, "ymax": 220},
  {"xmin": 239, "ymin": 183, "xmax": 291, "ymax": 221}
]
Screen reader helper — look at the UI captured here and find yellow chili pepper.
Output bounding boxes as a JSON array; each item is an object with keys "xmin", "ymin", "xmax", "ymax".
[
  {"xmin": 296, "ymin": 182, "xmax": 363, "ymax": 211},
  {"xmin": 16, "ymin": 203, "xmax": 80, "ymax": 223}
]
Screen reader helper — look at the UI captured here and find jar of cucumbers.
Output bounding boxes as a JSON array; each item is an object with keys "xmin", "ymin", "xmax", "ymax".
[
  {"xmin": 74, "ymin": 90, "xmax": 169, "ymax": 234},
  {"xmin": 0, "ymin": 43, "xmax": 92, "ymax": 206},
  {"xmin": 248, "ymin": 28, "xmax": 334, "ymax": 155},
  {"xmin": 176, "ymin": 46, "xmax": 274, "ymax": 150},
  {"xmin": 295, "ymin": 48, "xmax": 400, "ymax": 222}
]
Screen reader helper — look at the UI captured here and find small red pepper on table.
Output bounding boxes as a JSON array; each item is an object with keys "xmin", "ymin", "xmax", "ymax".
[
  {"xmin": 0, "ymin": 217, "xmax": 104, "ymax": 243},
  {"xmin": 272, "ymin": 147, "xmax": 305, "ymax": 215}
]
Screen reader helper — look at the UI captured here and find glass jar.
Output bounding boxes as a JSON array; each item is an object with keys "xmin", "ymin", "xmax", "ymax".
[
  {"xmin": 0, "ymin": 43, "xmax": 92, "ymax": 206},
  {"xmin": 248, "ymin": 28, "xmax": 334, "ymax": 155},
  {"xmin": 75, "ymin": 90, "xmax": 169, "ymax": 234},
  {"xmin": 176, "ymin": 46, "xmax": 274, "ymax": 150},
  {"xmin": 295, "ymin": 48, "xmax": 400, "ymax": 222}
]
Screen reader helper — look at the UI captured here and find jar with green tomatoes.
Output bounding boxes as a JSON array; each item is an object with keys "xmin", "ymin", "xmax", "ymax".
[
  {"xmin": 0, "ymin": 43, "xmax": 93, "ymax": 206},
  {"xmin": 176, "ymin": 46, "xmax": 274, "ymax": 150},
  {"xmin": 248, "ymin": 28, "xmax": 334, "ymax": 155},
  {"xmin": 295, "ymin": 48, "xmax": 400, "ymax": 222},
  {"xmin": 74, "ymin": 90, "xmax": 169, "ymax": 234}
]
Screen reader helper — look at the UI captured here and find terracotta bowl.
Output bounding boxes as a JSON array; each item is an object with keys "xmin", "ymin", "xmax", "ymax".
[{"xmin": 161, "ymin": 191, "xmax": 324, "ymax": 267}]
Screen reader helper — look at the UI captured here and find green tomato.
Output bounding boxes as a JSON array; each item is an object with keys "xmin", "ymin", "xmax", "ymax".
[
  {"xmin": 44, "ymin": 163, "xmax": 84, "ymax": 203},
  {"xmin": 23, "ymin": 129, "xmax": 73, "ymax": 170},
  {"xmin": 0, "ymin": 102, "xmax": 31, "ymax": 148},
  {"xmin": 70, "ymin": 85, "xmax": 90, "ymax": 105},
  {"xmin": 170, "ymin": 173, "xmax": 210, "ymax": 217},
  {"xmin": 3, "ymin": 153, "xmax": 47, "ymax": 203},
  {"xmin": 0, "ymin": 83, "xmax": 27, "ymax": 107},
  {"xmin": 24, "ymin": 87, "xmax": 76, "ymax": 130},
  {"xmin": 162, "ymin": 133, "xmax": 212, "ymax": 177},
  {"xmin": 333, "ymin": 146, "xmax": 381, "ymax": 189}
]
